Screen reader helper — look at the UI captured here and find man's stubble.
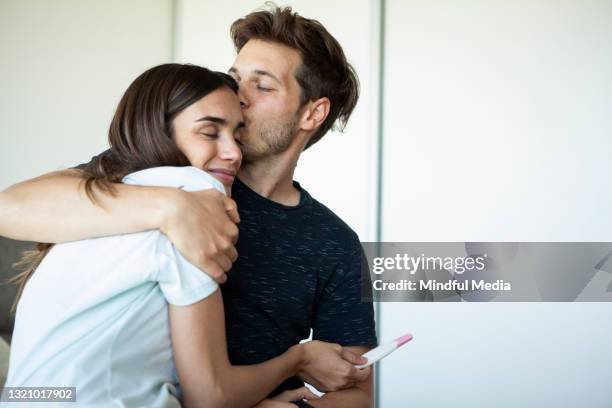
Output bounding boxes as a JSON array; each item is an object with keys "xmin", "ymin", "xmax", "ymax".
[{"xmin": 241, "ymin": 116, "xmax": 298, "ymax": 164}]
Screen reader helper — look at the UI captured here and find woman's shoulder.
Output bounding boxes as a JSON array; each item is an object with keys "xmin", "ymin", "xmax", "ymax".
[{"xmin": 122, "ymin": 166, "xmax": 225, "ymax": 194}]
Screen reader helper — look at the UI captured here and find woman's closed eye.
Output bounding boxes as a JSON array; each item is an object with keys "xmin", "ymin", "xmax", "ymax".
[
  {"xmin": 199, "ymin": 125, "xmax": 218, "ymax": 138},
  {"xmin": 255, "ymin": 83, "xmax": 273, "ymax": 92}
]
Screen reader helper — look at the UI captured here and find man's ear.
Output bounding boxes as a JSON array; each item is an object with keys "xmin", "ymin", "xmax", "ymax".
[{"xmin": 298, "ymin": 97, "xmax": 330, "ymax": 132}]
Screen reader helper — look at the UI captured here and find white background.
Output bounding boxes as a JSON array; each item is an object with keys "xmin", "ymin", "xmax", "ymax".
[
  {"xmin": 1, "ymin": 1, "xmax": 611, "ymax": 406},
  {"xmin": 380, "ymin": 1, "xmax": 612, "ymax": 407}
]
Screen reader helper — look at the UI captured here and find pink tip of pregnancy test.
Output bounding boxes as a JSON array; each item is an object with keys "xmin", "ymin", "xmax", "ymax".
[{"xmin": 395, "ymin": 333, "xmax": 413, "ymax": 347}]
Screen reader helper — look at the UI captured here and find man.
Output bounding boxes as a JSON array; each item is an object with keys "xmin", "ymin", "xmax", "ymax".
[{"xmin": 0, "ymin": 5, "xmax": 376, "ymax": 408}]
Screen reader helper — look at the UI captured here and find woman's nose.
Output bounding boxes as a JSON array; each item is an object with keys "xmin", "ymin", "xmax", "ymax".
[{"xmin": 220, "ymin": 138, "xmax": 242, "ymax": 163}]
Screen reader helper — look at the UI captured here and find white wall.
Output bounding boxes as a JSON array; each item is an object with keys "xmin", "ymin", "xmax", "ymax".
[
  {"xmin": 379, "ymin": 1, "xmax": 612, "ymax": 406},
  {"xmin": 381, "ymin": 0, "xmax": 612, "ymax": 242},
  {"xmin": 0, "ymin": 0, "xmax": 174, "ymax": 189}
]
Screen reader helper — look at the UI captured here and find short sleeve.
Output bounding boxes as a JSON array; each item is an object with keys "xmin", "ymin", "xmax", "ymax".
[
  {"xmin": 153, "ymin": 234, "xmax": 219, "ymax": 306},
  {"xmin": 312, "ymin": 242, "xmax": 378, "ymax": 348}
]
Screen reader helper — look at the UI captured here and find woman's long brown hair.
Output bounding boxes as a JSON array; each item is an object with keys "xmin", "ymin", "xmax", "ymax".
[{"xmin": 9, "ymin": 64, "xmax": 238, "ymax": 312}]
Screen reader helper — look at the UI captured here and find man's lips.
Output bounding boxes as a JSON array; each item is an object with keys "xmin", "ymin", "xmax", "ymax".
[{"xmin": 208, "ymin": 168, "xmax": 237, "ymax": 183}]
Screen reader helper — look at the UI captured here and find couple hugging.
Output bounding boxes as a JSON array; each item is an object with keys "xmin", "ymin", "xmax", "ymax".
[{"xmin": 0, "ymin": 5, "xmax": 376, "ymax": 408}]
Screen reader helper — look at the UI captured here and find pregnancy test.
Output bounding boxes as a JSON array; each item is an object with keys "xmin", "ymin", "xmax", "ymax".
[{"xmin": 355, "ymin": 333, "xmax": 413, "ymax": 369}]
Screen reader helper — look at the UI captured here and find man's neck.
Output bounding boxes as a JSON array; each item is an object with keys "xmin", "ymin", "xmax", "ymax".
[{"xmin": 238, "ymin": 148, "xmax": 302, "ymax": 206}]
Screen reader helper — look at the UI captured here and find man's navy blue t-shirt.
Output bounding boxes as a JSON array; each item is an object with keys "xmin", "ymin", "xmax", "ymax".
[{"xmin": 223, "ymin": 177, "xmax": 377, "ymax": 394}]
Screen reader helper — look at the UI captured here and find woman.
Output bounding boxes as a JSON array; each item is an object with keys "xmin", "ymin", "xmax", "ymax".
[{"xmin": 3, "ymin": 64, "xmax": 318, "ymax": 407}]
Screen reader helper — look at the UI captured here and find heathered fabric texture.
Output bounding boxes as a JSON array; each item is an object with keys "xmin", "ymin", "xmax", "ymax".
[{"xmin": 223, "ymin": 177, "xmax": 377, "ymax": 395}]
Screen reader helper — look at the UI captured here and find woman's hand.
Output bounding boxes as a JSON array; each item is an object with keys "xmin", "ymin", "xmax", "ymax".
[
  {"xmin": 253, "ymin": 387, "xmax": 320, "ymax": 408},
  {"xmin": 161, "ymin": 188, "xmax": 240, "ymax": 283}
]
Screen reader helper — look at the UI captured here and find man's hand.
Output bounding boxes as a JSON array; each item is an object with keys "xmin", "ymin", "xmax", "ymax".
[
  {"xmin": 161, "ymin": 188, "xmax": 240, "ymax": 283},
  {"xmin": 293, "ymin": 340, "xmax": 372, "ymax": 393},
  {"xmin": 253, "ymin": 387, "xmax": 320, "ymax": 408}
]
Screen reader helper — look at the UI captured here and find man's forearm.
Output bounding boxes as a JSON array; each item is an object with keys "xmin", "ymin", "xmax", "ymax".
[
  {"xmin": 0, "ymin": 170, "xmax": 170, "ymax": 242},
  {"xmin": 308, "ymin": 348, "xmax": 373, "ymax": 408},
  {"xmin": 308, "ymin": 387, "xmax": 372, "ymax": 408}
]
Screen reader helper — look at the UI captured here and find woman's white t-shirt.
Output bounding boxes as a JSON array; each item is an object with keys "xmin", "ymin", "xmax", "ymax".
[{"xmin": 4, "ymin": 167, "xmax": 224, "ymax": 407}]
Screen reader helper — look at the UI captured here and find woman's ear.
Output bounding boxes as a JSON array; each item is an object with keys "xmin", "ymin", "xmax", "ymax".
[{"xmin": 298, "ymin": 97, "xmax": 330, "ymax": 132}]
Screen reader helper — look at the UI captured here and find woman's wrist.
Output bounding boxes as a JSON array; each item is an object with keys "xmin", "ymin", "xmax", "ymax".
[{"xmin": 157, "ymin": 187, "xmax": 186, "ymax": 235}]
